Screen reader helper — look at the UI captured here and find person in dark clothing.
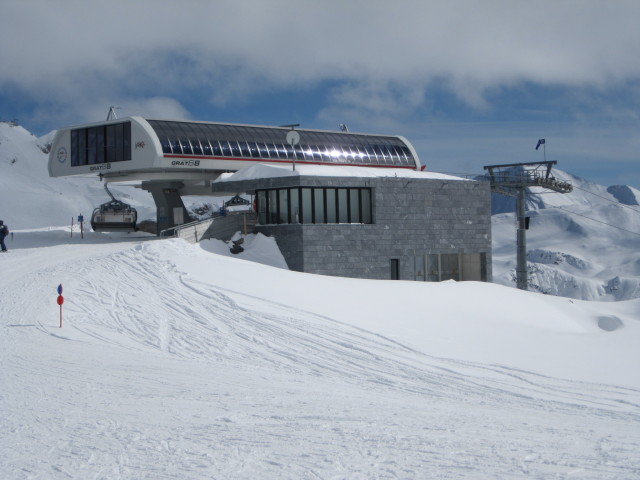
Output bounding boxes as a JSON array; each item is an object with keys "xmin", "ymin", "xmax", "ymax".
[{"xmin": 0, "ymin": 220, "xmax": 8, "ymax": 252}]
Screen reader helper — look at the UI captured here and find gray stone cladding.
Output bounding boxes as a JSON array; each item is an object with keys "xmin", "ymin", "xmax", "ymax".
[{"xmin": 212, "ymin": 175, "xmax": 492, "ymax": 281}]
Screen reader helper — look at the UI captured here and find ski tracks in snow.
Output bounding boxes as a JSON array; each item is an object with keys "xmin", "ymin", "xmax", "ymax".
[{"xmin": 2, "ymin": 239, "xmax": 640, "ymax": 479}]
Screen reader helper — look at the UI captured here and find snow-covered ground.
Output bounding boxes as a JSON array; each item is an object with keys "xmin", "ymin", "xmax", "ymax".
[
  {"xmin": 2, "ymin": 228, "xmax": 640, "ymax": 479},
  {"xmin": 2, "ymin": 121, "xmax": 640, "ymax": 478}
]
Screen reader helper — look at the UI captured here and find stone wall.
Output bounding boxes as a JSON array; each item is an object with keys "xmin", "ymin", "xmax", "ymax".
[{"xmin": 228, "ymin": 175, "xmax": 492, "ymax": 281}]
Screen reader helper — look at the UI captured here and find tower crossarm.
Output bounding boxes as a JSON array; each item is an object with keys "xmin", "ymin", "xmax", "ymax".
[{"xmin": 483, "ymin": 161, "xmax": 572, "ymax": 193}]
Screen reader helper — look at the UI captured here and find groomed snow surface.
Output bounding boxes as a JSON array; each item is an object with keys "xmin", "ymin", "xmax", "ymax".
[{"xmin": 2, "ymin": 229, "xmax": 639, "ymax": 479}]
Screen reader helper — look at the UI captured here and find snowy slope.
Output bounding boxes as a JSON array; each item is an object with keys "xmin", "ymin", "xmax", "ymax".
[
  {"xmin": 2, "ymin": 123, "xmax": 640, "ymax": 477},
  {"xmin": 1, "ymin": 229, "xmax": 639, "ymax": 479},
  {"xmin": 491, "ymin": 168, "xmax": 640, "ymax": 300},
  {"xmin": 0, "ymin": 122, "xmax": 155, "ymax": 229}
]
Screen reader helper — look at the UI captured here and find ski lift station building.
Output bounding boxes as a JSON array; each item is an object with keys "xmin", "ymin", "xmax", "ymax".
[{"xmin": 49, "ymin": 116, "xmax": 492, "ymax": 282}]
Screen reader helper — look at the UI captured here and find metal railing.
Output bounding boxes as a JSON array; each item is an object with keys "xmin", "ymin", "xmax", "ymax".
[
  {"xmin": 159, "ymin": 218, "xmax": 214, "ymax": 243},
  {"xmin": 159, "ymin": 210, "xmax": 257, "ymax": 244}
]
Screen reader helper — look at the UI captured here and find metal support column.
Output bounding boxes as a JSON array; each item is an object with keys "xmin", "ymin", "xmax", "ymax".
[
  {"xmin": 516, "ymin": 187, "xmax": 527, "ymax": 290},
  {"xmin": 483, "ymin": 160, "xmax": 573, "ymax": 292}
]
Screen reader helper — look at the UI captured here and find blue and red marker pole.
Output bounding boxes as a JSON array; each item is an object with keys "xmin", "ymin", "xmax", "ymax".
[{"xmin": 56, "ymin": 284, "xmax": 64, "ymax": 328}]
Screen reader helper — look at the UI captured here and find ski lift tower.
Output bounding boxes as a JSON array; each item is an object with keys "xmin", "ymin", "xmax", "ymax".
[{"xmin": 483, "ymin": 161, "xmax": 573, "ymax": 291}]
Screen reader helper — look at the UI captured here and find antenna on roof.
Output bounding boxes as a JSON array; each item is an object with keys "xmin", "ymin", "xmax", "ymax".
[
  {"xmin": 339, "ymin": 124, "xmax": 349, "ymax": 132},
  {"xmin": 280, "ymin": 123, "xmax": 300, "ymax": 129},
  {"xmin": 106, "ymin": 106, "xmax": 119, "ymax": 121},
  {"xmin": 286, "ymin": 128, "xmax": 301, "ymax": 172}
]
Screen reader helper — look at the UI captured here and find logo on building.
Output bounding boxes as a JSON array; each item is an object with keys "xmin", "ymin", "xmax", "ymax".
[
  {"xmin": 90, "ymin": 164, "xmax": 111, "ymax": 172},
  {"xmin": 56, "ymin": 146, "xmax": 68, "ymax": 163},
  {"xmin": 171, "ymin": 159, "xmax": 201, "ymax": 167},
  {"xmin": 135, "ymin": 141, "xmax": 146, "ymax": 149}
]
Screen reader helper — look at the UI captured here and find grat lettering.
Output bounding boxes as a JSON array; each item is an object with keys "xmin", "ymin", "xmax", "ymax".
[
  {"xmin": 171, "ymin": 160, "xmax": 201, "ymax": 167},
  {"xmin": 90, "ymin": 164, "xmax": 111, "ymax": 171}
]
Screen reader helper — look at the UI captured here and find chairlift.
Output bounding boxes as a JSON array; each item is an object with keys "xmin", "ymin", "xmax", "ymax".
[
  {"xmin": 224, "ymin": 194, "xmax": 251, "ymax": 207},
  {"xmin": 91, "ymin": 183, "xmax": 138, "ymax": 232}
]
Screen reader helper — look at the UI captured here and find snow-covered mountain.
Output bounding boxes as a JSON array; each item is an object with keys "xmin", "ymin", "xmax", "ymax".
[
  {"xmin": 490, "ymin": 168, "xmax": 640, "ymax": 213},
  {"xmin": 490, "ymin": 168, "xmax": 640, "ymax": 301}
]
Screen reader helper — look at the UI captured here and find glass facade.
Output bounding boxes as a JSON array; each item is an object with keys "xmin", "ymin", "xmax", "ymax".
[
  {"xmin": 146, "ymin": 120, "xmax": 415, "ymax": 168},
  {"xmin": 71, "ymin": 122, "xmax": 131, "ymax": 167},
  {"xmin": 425, "ymin": 253, "xmax": 486, "ymax": 282},
  {"xmin": 257, "ymin": 187, "xmax": 373, "ymax": 225}
]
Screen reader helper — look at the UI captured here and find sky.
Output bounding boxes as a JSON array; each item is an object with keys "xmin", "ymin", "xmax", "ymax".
[{"xmin": 2, "ymin": 0, "xmax": 640, "ymax": 187}]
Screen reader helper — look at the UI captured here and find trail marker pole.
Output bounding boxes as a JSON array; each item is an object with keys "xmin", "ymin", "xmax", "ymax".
[
  {"xmin": 78, "ymin": 215, "xmax": 84, "ymax": 239},
  {"xmin": 56, "ymin": 284, "xmax": 64, "ymax": 328}
]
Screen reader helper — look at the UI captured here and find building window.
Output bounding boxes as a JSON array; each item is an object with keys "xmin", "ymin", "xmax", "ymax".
[
  {"xmin": 326, "ymin": 188, "xmax": 337, "ymax": 223},
  {"xmin": 337, "ymin": 188, "xmax": 349, "ymax": 223},
  {"xmin": 268, "ymin": 190, "xmax": 278, "ymax": 224},
  {"xmin": 71, "ymin": 122, "xmax": 131, "ymax": 167},
  {"xmin": 278, "ymin": 189, "xmax": 289, "ymax": 224},
  {"xmin": 256, "ymin": 187, "xmax": 373, "ymax": 225},
  {"xmin": 424, "ymin": 253, "xmax": 486, "ymax": 282},
  {"xmin": 313, "ymin": 189, "xmax": 324, "ymax": 223},
  {"xmin": 349, "ymin": 188, "xmax": 360, "ymax": 223},
  {"xmin": 301, "ymin": 188, "xmax": 312, "ymax": 223},
  {"xmin": 290, "ymin": 188, "xmax": 300, "ymax": 223},
  {"xmin": 257, "ymin": 190, "xmax": 267, "ymax": 224},
  {"xmin": 390, "ymin": 259, "xmax": 400, "ymax": 280}
]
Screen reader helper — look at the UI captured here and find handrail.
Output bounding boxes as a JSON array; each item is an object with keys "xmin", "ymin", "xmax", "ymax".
[
  {"xmin": 159, "ymin": 210, "xmax": 255, "ymax": 240},
  {"xmin": 159, "ymin": 218, "xmax": 213, "ymax": 238}
]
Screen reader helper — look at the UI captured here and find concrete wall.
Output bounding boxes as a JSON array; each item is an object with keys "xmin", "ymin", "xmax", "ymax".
[
  {"xmin": 218, "ymin": 175, "xmax": 492, "ymax": 281},
  {"xmin": 204, "ymin": 212, "xmax": 257, "ymax": 242}
]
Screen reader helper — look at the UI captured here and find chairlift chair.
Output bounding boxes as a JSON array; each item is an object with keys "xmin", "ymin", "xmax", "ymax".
[{"xmin": 90, "ymin": 184, "xmax": 138, "ymax": 232}]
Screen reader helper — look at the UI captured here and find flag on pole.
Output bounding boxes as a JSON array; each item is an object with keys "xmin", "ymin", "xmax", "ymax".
[{"xmin": 535, "ymin": 139, "xmax": 546, "ymax": 150}]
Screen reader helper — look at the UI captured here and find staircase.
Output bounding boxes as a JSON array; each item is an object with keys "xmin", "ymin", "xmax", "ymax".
[{"xmin": 160, "ymin": 211, "xmax": 257, "ymax": 244}]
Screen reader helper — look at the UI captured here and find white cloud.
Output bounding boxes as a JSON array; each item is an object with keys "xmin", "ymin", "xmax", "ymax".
[
  {"xmin": 4, "ymin": 1, "xmax": 640, "ymax": 106},
  {"xmin": 32, "ymin": 96, "xmax": 190, "ymax": 132},
  {"xmin": 3, "ymin": 0, "xmax": 640, "ymax": 189}
]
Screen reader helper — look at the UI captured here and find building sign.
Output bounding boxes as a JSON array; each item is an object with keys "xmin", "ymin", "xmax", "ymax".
[
  {"xmin": 56, "ymin": 146, "xmax": 68, "ymax": 163},
  {"xmin": 170, "ymin": 159, "xmax": 201, "ymax": 167}
]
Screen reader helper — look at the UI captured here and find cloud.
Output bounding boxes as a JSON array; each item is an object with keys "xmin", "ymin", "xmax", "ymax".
[
  {"xmin": 3, "ymin": 0, "xmax": 640, "ymax": 191},
  {"xmin": 4, "ymin": 1, "xmax": 640, "ymax": 105},
  {"xmin": 31, "ymin": 96, "xmax": 190, "ymax": 133}
]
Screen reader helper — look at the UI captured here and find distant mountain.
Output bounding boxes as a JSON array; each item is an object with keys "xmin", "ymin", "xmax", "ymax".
[
  {"xmin": 489, "ymin": 168, "xmax": 640, "ymax": 214},
  {"xmin": 490, "ymin": 166, "xmax": 640, "ymax": 301}
]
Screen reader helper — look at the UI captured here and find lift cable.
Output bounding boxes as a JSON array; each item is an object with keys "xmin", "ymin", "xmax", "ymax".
[
  {"xmin": 537, "ymin": 206, "xmax": 640, "ymax": 238},
  {"xmin": 569, "ymin": 184, "xmax": 640, "ymax": 216}
]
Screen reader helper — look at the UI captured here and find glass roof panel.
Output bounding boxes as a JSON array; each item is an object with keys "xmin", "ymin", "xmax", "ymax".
[{"xmin": 146, "ymin": 120, "xmax": 416, "ymax": 166}]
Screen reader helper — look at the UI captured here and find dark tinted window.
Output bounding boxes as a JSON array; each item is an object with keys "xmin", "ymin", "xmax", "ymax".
[
  {"xmin": 70, "ymin": 121, "xmax": 131, "ymax": 166},
  {"xmin": 256, "ymin": 187, "xmax": 373, "ymax": 225}
]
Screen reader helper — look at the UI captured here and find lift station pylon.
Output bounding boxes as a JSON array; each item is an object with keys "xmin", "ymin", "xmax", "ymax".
[{"xmin": 483, "ymin": 161, "xmax": 573, "ymax": 291}]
